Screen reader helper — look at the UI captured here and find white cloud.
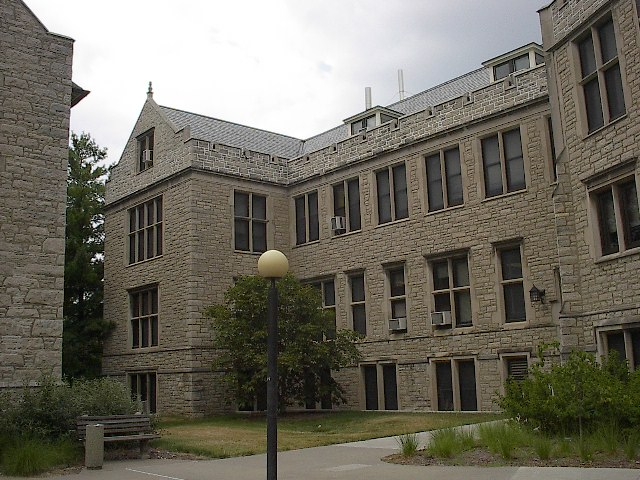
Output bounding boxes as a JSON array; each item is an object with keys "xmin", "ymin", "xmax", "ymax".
[{"xmin": 25, "ymin": 0, "xmax": 545, "ymax": 164}]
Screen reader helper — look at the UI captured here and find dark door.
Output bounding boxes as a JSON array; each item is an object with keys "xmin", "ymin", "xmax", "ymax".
[
  {"xmin": 436, "ymin": 362, "xmax": 453, "ymax": 411},
  {"xmin": 364, "ymin": 365, "xmax": 378, "ymax": 410},
  {"xmin": 458, "ymin": 360, "xmax": 477, "ymax": 411},
  {"xmin": 382, "ymin": 364, "xmax": 398, "ymax": 410}
]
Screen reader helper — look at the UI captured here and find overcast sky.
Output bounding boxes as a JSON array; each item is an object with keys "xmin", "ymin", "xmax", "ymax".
[{"xmin": 26, "ymin": 0, "xmax": 545, "ymax": 164}]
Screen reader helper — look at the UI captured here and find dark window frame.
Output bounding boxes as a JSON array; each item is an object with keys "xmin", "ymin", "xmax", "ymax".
[
  {"xmin": 129, "ymin": 371, "xmax": 157, "ymax": 413},
  {"xmin": 430, "ymin": 254, "xmax": 472, "ymax": 328},
  {"xmin": 332, "ymin": 178, "xmax": 362, "ymax": 234},
  {"xmin": 376, "ymin": 163, "xmax": 408, "ymax": 224},
  {"xmin": 130, "ymin": 286, "xmax": 159, "ymax": 349},
  {"xmin": 425, "ymin": 146, "xmax": 464, "ymax": 212},
  {"xmin": 137, "ymin": 129, "xmax": 155, "ymax": 172},
  {"xmin": 234, "ymin": 191, "xmax": 267, "ymax": 253},
  {"xmin": 128, "ymin": 196, "xmax": 163, "ymax": 264},
  {"xmin": 498, "ymin": 245, "xmax": 527, "ymax": 323},
  {"xmin": 349, "ymin": 273, "xmax": 367, "ymax": 336},
  {"xmin": 481, "ymin": 127, "xmax": 526, "ymax": 198},
  {"xmin": 295, "ymin": 191, "xmax": 319, "ymax": 245}
]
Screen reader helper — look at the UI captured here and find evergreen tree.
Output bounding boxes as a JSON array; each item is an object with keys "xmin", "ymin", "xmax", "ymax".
[{"xmin": 63, "ymin": 132, "xmax": 113, "ymax": 378}]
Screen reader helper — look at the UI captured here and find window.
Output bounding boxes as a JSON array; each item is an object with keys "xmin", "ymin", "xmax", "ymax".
[
  {"xmin": 350, "ymin": 273, "xmax": 367, "ymax": 335},
  {"xmin": 332, "ymin": 178, "xmax": 361, "ymax": 234},
  {"xmin": 351, "ymin": 115, "xmax": 376, "ymax": 135},
  {"xmin": 386, "ymin": 265, "xmax": 407, "ymax": 321},
  {"xmin": 593, "ymin": 178, "xmax": 640, "ymax": 256},
  {"xmin": 234, "ymin": 192, "xmax": 267, "ymax": 252},
  {"xmin": 311, "ymin": 279, "xmax": 336, "ymax": 339},
  {"xmin": 499, "ymin": 246, "xmax": 526, "ymax": 322},
  {"xmin": 504, "ymin": 355, "xmax": 529, "ymax": 382},
  {"xmin": 434, "ymin": 359, "xmax": 477, "ymax": 411},
  {"xmin": 138, "ymin": 129, "xmax": 154, "ymax": 172},
  {"xmin": 494, "ymin": 54, "xmax": 531, "ymax": 81},
  {"xmin": 128, "ymin": 196, "xmax": 163, "ymax": 264},
  {"xmin": 425, "ymin": 146, "xmax": 463, "ymax": 211},
  {"xmin": 577, "ymin": 17, "xmax": 626, "ymax": 133},
  {"xmin": 295, "ymin": 191, "xmax": 319, "ymax": 245},
  {"xmin": 430, "ymin": 255, "xmax": 472, "ymax": 327},
  {"xmin": 546, "ymin": 116, "xmax": 558, "ymax": 182},
  {"xmin": 130, "ymin": 287, "xmax": 159, "ymax": 348},
  {"xmin": 482, "ymin": 128, "xmax": 525, "ymax": 198},
  {"xmin": 130, "ymin": 372, "xmax": 157, "ymax": 413},
  {"xmin": 362, "ymin": 363, "xmax": 398, "ymax": 410},
  {"xmin": 602, "ymin": 328, "xmax": 640, "ymax": 370},
  {"xmin": 376, "ymin": 164, "xmax": 408, "ymax": 224}
]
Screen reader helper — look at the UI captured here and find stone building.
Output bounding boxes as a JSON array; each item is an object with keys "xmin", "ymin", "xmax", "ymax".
[
  {"xmin": 0, "ymin": 0, "xmax": 87, "ymax": 392},
  {"xmin": 103, "ymin": 0, "xmax": 640, "ymax": 416}
]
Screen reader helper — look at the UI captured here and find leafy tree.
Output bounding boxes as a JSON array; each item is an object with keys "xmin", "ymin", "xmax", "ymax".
[
  {"xmin": 206, "ymin": 275, "xmax": 361, "ymax": 411},
  {"xmin": 63, "ymin": 132, "xmax": 113, "ymax": 378}
]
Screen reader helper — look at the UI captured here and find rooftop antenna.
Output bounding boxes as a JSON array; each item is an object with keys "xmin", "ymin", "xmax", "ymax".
[
  {"xmin": 147, "ymin": 81, "xmax": 153, "ymax": 99},
  {"xmin": 365, "ymin": 87, "xmax": 372, "ymax": 110},
  {"xmin": 398, "ymin": 69, "xmax": 406, "ymax": 101}
]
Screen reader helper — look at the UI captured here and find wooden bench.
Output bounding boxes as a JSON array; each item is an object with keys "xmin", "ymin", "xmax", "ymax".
[{"xmin": 77, "ymin": 414, "xmax": 160, "ymax": 458}]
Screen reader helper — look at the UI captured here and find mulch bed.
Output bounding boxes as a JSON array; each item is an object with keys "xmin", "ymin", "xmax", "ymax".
[{"xmin": 385, "ymin": 447, "xmax": 640, "ymax": 469}]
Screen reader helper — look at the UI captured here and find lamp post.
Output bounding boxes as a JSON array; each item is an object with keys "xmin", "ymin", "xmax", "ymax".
[{"xmin": 257, "ymin": 249, "xmax": 289, "ymax": 480}]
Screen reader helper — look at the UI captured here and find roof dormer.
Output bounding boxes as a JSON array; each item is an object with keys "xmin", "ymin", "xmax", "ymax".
[
  {"xmin": 483, "ymin": 43, "xmax": 545, "ymax": 82},
  {"xmin": 344, "ymin": 106, "xmax": 402, "ymax": 136}
]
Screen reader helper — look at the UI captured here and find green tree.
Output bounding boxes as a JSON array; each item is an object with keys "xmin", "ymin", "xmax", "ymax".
[
  {"xmin": 63, "ymin": 132, "xmax": 113, "ymax": 378},
  {"xmin": 206, "ymin": 275, "xmax": 361, "ymax": 410}
]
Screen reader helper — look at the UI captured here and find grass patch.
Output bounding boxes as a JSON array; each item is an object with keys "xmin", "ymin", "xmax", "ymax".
[
  {"xmin": 155, "ymin": 411, "xmax": 502, "ymax": 458},
  {"xmin": 427, "ymin": 428, "xmax": 476, "ymax": 458},
  {"xmin": 396, "ymin": 433, "xmax": 420, "ymax": 457},
  {"xmin": 478, "ymin": 422, "xmax": 527, "ymax": 460},
  {"xmin": 0, "ymin": 437, "xmax": 82, "ymax": 476}
]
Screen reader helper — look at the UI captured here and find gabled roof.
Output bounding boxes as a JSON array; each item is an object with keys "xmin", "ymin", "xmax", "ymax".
[
  {"xmin": 160, "ymin": 106, "xmax": 305, "ymax": 159},
  {"xmin": 161, "ymin": 63, "xmax": 493, "ymax": 159}
]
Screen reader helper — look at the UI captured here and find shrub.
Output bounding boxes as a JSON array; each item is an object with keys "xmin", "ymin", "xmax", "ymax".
[
  {"xmin": 533, "ymin": 435, "xmax": 553, "ymax": 460},
  {"xmin": 478, "ymin": 422, "xmax": 526, "ymax": 460},
  {"xmin": 396, "ymin": 433, "xmax": 420, "ymax": 457},
  {"xmin": 500, "ymin": 350, "xmax": 635, "ymax": 436},
  {"xmin": 1, "ymin": 437, "xmax": 81, "ymax": 476},
  {"xmin": 0, "ymin": 375, "xmax": 139, "ymax": 442}
]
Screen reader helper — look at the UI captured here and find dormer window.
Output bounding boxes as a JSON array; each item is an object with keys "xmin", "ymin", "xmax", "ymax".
[
  {"xmin": 138, "ymin": 129, "xmax": 154, "ymax": 172},
  {"xmin": 345, "ymin": 107, "xmax": 402, "ymax": 137},
  {"xmin": 484, "ymin": 43, "xmax": 545, "ymax": 82}
]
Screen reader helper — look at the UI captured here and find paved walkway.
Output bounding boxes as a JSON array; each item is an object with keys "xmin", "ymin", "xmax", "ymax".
[{"xmin": 5, "ymin": 427, "xmax": 639, "ymax": 480}]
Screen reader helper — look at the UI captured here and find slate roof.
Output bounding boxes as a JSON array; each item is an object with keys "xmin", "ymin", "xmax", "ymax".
[{"xmin": 160, "ymin": 66, "xmax": 492, "ymax": 160}]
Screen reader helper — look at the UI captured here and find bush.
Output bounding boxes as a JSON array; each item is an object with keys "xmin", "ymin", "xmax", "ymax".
[
  {"xmin": 1, "ymin": 437, "xmax": 81, "ymax": 476},
  {"xmin": 500, "ymin": 350, "xmax": 638, "ymax": 436},
  {"xmin": 396, "ymin": 433, "xmax": 420, "ymax": 457},
  {"xmin": 478, "ymin": 422, "xmax": 526, "ymax": 460},
  {"xmin": 0, "ymin": 375, "xmax": 139, "ymax": 442}
]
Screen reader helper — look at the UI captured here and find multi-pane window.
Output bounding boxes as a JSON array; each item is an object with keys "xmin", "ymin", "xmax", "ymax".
[
  {"xmin": 425, "ymin": 147, "xmax": 463, "ymax": 212},
  {"xmin": 333, "ymin": 178, "xmax": 361, "ymax": 234},
  {"xmin": 482, "ymin": 128, "xmax": 525, "ymax": 198},
  {"xmin": 434, "ymin": 359, "xmax": 477, "ymax": 411},
  {"xmin": 577, "ymin": 17, "xmax": 626, "ymax": 133},
  {"xmin": 351, "ymin": 115, "xmax": 376, "ymax": 135},
  {"xmin": 386, "ymin": 265, "xmax": 407, "ymax": 320},
  {"xmin": 376, "ymin": 164, "xmax": 408, "ymax": 224},
  {"xmin": 363, "ymin": 363, "xmax": 398, "ymax": 411},
  {"xmin": 499, "ymin": 246, "xmax": 526, "ymax": 322},
  {"xmin": 593, "ymin": 178, "xmax": 640, "ymax": 256},
  {"xmin": 312, "ymin": 279, "xmax": 336, "ymax": 339},
  {"xmin": 130, "ymin": 372, "xmax": 157, "ymax": 414},
  {"xmin": 295, "ymin": 191, "xmax": 319, "ymax": 245},
  {"xmin": 138, "ymin": 129, "xmax": 154, "ymax": 172},
  {"xmin": 128, "ymin": 196, "xmax": 163, "ymax": 264},
  {"xmin": 234, "ymin": 192, "xmax": 267, "ymax": 253},
  {"xmin": 130, "ymin": 287, "xmax": 159, "ymax": 349},
  {"xmin": 350, "ymin": 273, "xmax": 367, "ymax": 336},
  {"xmin": 431, "ymin": 255, "xmax": 472, "ymax": 327},
  {"xmin": 494, "ymin": 53, "xmax": 531, "ymax": 81},
  {"xmin": 603, "ymin": 329, "xmax": 640, "ymax": 370}
]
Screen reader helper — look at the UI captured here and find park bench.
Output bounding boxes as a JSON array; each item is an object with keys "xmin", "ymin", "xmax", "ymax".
[{"xmin": 76, "ymin": 414, "xmax": 160, "ymax": 458}]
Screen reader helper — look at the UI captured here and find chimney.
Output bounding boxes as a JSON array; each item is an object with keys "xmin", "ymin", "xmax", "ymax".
[
  {"xmin": 365, "ymin": 87, "xmax": 372, "ymax": 110},
  {"xmin": 398, "ymin": 70, "xmax": 405, "ymax": 101}
]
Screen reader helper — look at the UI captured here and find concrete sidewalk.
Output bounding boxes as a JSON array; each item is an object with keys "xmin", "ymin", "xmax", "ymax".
[{"xmin": 5, "ymin": 430, "xmax": 639, "ymax": 480}]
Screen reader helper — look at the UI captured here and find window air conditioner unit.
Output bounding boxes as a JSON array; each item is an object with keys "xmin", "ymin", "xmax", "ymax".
[
  {"xmin": 330, "ymin": 216, "xmax": 346, "ymax": 232},
  {"xmin": 142, "ymin": 149, "xmax": 153, "ymax": 167},
  {"xmin": 389, "ymin": 317, "xmax": 407, "ymax": 332},
  {"xmin": 431, "ymin": 311, "xmax": 452, "ymax": 326}
]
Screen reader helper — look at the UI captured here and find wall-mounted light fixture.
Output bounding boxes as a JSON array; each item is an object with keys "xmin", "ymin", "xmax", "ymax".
[{"xmin": 529, "ymin": 285, "xmax": 546, "ymax": 303}]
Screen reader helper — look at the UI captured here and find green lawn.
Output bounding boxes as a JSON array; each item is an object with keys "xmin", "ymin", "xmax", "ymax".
[{"xmin": 154, "ymin": 411, "xmax": 503, "ymax": 458}]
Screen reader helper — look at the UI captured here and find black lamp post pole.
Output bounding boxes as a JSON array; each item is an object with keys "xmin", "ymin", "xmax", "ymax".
[{"xmin": 266, "ymin": 277, "xmax": 278, "ymax": 480}]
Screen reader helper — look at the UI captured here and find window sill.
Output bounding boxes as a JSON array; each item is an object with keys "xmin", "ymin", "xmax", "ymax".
[
  {"xmin": 127, "ymin": 255, "xmax": 163, "ymax": 267},
  {"xmin": 481, "ymin": 188, "xmax": 526, "ymax": 203},
  {"xmin": 293, "ymin": 239, "xmax": 320, "ymax": 248},
  {"xmin": 426, "ymin": 203, "xmax": 465, "ymax": 217},
  {"xmin": 583, "ymin": 113, "xmax": 627, "ymax": 140},
  {"xmin": 502, "ymin": 319, "xmax": 528, "ymax": 329},
  {"xmin": 375, "ymin": 217, "xmax": 410, "ymax": 229},
  {"xmin": 131, "ymin": 346, "xmax": 160, "ymax": 352},
  {"xmin": 331, "ymin": 229, "xmax": 361, "ymax": 239},
  {"xmin": 595, "ymin": 246, "xmax": 640, "ymax": 264},
  {"xmin": 433, "ymin": 324, "xmax": 475, "ymax": 335},
  {"xmin": 234, "ymin": 249, "xmax": 265, "ymax": 255}
]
